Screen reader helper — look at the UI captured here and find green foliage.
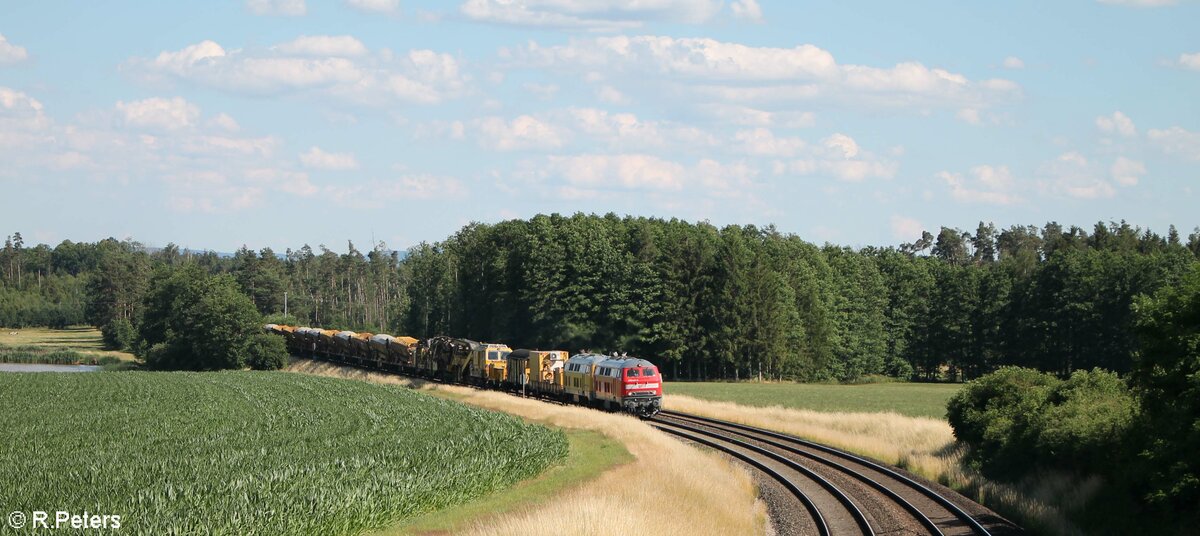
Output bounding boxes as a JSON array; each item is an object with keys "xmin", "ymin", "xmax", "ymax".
[
  {"xmin": 100, "ymin": 316, "xmax": 136, "ymax": 350},
  {"xmin": 140, "ymin": 271, "xmax": 268, "ymax": 370},
  {"xmin": 3, "ymin": 218, "xmax": 1197, "ymax": 381},
  {"xmin": 0, "ymin": 372, "xmax": 567, "ymax": 535},
  {"xmin": 1131, "ymin": 263, "xmax": 1200, "ymax": 519},
  {"xmin": 948, "ymin": 367, "xmax": 1136, "ymax": 477},
  {"xmin": 245, "ymin": 331, "xmax": 288, "ymax": 370},
  {"xmin": 947, "ymin": 367, "xmax": 1059, "ymax": 474}
]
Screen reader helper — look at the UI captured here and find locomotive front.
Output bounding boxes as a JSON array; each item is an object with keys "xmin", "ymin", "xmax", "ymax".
[{"xmin": 618, "ymin": 359, "xmax": 663, "ymax": 418}]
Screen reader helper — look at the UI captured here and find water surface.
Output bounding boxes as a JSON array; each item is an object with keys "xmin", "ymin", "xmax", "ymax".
[{"xmin": 0, "ymin": 363, "xmax": 102, "ymax": 373}]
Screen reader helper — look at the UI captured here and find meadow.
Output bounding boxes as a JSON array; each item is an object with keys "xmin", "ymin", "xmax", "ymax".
[
  {"xmin": 0, "ymin": 326, "xmax": 134, "ymax": 360},
  {"xmin": 0, "ymin": 371, "xmax": 567, "ymax": 535},
  {"xmin": 665, "ymin": 380, "xmax": 963, "ymax": 419}
]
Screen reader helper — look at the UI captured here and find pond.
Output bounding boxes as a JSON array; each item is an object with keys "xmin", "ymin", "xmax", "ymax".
[{"xmin": 0, "ymin": 363, "xmax": 102, "ymax": 373}]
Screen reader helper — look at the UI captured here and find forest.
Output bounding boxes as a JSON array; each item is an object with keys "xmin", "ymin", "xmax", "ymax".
[{"xmin": 2, "ymin": 215, "xmax": 1198, "ymax": 382}]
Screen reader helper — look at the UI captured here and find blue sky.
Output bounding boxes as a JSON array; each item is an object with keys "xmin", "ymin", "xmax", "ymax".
[{"xmin": 1, "ymin": 0, "xmax": 1197, "ymax": 253}]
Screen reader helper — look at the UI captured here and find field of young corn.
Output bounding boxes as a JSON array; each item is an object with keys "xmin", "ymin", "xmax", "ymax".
[{"xmin": 0, "ymin": 371, "xmax": 567, "ymax": 535}]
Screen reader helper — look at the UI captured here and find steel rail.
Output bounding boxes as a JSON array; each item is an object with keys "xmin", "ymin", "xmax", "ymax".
[
  {"xmin": 652, "ymin": 425, "xmax": 831, "ymax": 536},
  {"xmin": 661, "ymin": 410, "xmax": 992, "ymax": 536},
  {"xmin": 652, "ymin": 418, "xmax": 875, "ymax": 536}
]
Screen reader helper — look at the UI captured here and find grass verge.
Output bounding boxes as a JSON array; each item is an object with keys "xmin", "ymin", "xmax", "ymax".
[
  {"xmin": 287, "ymin": 359, "xmax": 767, "ymax": 536},
  {"xmin": 375, "ymin": 429, "xmax": 631, "ymax": 535}
]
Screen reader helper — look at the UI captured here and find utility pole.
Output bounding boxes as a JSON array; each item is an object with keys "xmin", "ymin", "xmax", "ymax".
[{"xmin": 284, "ymin": 291, "xmax": 288, "ymax": 317}]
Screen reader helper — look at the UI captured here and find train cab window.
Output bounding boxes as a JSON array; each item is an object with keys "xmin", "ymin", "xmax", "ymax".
[
  {"xmin": 626, "ymin": 368, "xmax": 640, "ymax": 378},
  {"xmin": 642, "ymin": 367, "xmax": 657, "ymax": 377}
]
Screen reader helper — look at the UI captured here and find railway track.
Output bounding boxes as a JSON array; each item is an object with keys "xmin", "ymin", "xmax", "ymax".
[
  {"xmin": 300, "ymin": 353, "xmax": 1011, "ymax": 535},
  {"xmin": 652, "ymin": 411, "xmax": 1003, "ymax": 536}
]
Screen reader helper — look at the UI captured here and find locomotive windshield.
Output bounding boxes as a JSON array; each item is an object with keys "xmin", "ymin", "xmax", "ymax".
[{"xmin": 627, "ymin": 369, "xmax": 640, "ymax": 377}]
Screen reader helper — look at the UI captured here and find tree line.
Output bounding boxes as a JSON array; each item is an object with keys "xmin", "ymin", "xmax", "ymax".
[
  {"xmin": 948, "ymin": 263, "xmax": 1200, "ymax": 533},
  {"xmin": 2, "ymin": 216, "xmax": 1197, "ymax": 381}
]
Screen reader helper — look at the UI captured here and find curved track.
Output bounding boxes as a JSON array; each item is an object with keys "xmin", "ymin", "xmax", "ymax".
[
  {"xmin": 297, "ymin": 353, "xmax": 1009, "ymax": 535},
  {"xmin": 654, "ymin": 411, "xmax": 996, "ymax": 536}
]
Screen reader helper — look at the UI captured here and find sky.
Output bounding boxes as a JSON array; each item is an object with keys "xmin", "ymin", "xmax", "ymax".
[{"xmin": 1, "ymin": 0, "xmax": 1198, "ymax": 253}]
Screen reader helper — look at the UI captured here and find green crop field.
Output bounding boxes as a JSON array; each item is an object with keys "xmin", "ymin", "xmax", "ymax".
[
  {"xmin": 0, "ymin": 371, "xmax": 567, "ymax": 535},
  {"xmin": 665, "ymin": 381, "xmax": 964, "ymax": 419}
]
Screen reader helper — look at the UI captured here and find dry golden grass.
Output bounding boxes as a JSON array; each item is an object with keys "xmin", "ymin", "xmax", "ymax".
[
  {"xmin": 666, "ymin": 394, "xmax": 1095, "ymax": 535},
  {"xmin": 286, "ymin": 360, "xmax": 767, "ymax": 536}
]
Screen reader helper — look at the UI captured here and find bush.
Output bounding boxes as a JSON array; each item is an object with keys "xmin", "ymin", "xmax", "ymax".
[
  {"xmin": 947, "ymin": 366, "xmax": 1058, "ymax": 475},
  {"xmin": 139, "ymin": 273, "xmax": 267, "ymax": 371},
  {"xmin": 100, "ymin": 317, "xmax": 136, "ymax": 350},
  {"xmin": 245, "ymin": 332, "xmax": 288, "ymax": 370},
  {"xmin": 1035, "ymin": 369, "xmax": 1137, "ymax": 472}
]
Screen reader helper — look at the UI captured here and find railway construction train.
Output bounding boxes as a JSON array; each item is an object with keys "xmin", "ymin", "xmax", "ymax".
[{"xmin": 264, "ymin": 324, "xmax": 663, "ymax": 418}]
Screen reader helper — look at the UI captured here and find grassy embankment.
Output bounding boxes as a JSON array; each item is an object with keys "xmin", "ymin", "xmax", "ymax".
[
  {"xmin": 667, "ymin": 382, "xmax": 1093, "ymax": 535},
  {"xmin": 0, "ymin": 372, "xmax": 567, "ymax": 535},
  {"xmin": 0, "ymin": 326, "xmax": 136, "ymax": 368},
  {"xmin": 288, "ymin": 359, "xmax": 768, "ymax": 536}
]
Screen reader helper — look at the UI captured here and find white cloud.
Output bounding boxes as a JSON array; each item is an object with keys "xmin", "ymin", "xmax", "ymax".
[
  {"xmin": 246, "ymin": 0, "xmax": 307, "ymax": 16},
  {"xmin": 1147, "ymin": 126, "xmax": 1200, "ymax": 160},
  {"xmin": 1179, "ymin": 52, "xmax": 1200, "ymax": 70},
  {"xmin": 127, "ymin": 39, "xmax": 469, "ymax": 105},
  {"xmin": 0, "ymin": 87, "xmax": 50, "ymax": 147},
  {"xmin": 329, "ymin": 175, "xmax": 466, "ymax": 207},
  {"xmin": 208, "ymin": 113, "xmax": 240, "ymax": 132},
  {"xmin": 116, "ymin": 97, "xmax": 200, "ymax": 131},
  {"xmin": 523, "ymin": 82, "xmax": 559, "ymax": 100},
  {"xmin": 730, "ymin": 0, "xmax": 763, "ymax": 22},
  {"xmin": 771, "ymin": 133, "xmax": 896, "ymax": 182},
  {"xmin": 299, "ymin": 146, "xmax": 359, "ymax": 170},
  {"xmin": 1111, "ymin": 156, "xmax": 1146, "ymax": 186},
  {"xmin": 0, "ymin": 88, "xmax": 318, "ymax": 213},
  {"xmin": 513, "ymin": 153, "xmax": 759, "ymax": 204},
  {"xmin": 1002, "ymin": 56, "xmax": 1025, "ymax": 69},
  {"xmin": 823, "ymin": 133, "xmax": 859, "ymax": 158},
  {"xmin": 560, "ymin": 107, "xmax": 717, "ymax": 150},
  {"xmin": 459, "ymin": 0, "xmax": 722, "ymax": 31},
  {"xmin": 938, "ymin": 165, "xmax": 1022, "ymax": 205},
  {"xmin": 1039, "ymin": 151, "xmax": 1123, "ymax": 199},
  {"xmin": 274, "ymin": 35, "xmax": 369, "ymax": 57},
  {"xmin": 0, "ymin": 34, "xmax": 29, "ymax": 65},
  {"xmin": 1095, "ymin": 111, "xmax": 1137, "ymax": 137},
  {"xmin": 513, "ymin": 36, "xmax": 1018, "ymax": 110},
  {"xmin": 734, "ymin": 128, "xmax": 806, "ymax": 157},
  {"xmin": 524, "ymin": 154, "xmax": 685, "ymax": 191},
  {"xmin": 703, "ymin": 104, "xmax": 815, "ymax": 127},
  {"xmin": 890, "ymin": 215, "xmax": 924, "ymax": 241},
  {"xmin": 476, "ymin": 115, "xmax": 567, "ymax": 151},
  {"xmin": 1097, "ymin": 0, "xmax": 1177, "ymax": 6},
  {"xmin": 345, "ymin": 0, "xmax": 400, "ymax": 13},
  {"xmin": 596, "ymin": 85, "xmax": 630, "ymax": 105},
  {"xmin": 957, "ymin": 108, "xmax": 982, "ymax": 125}
]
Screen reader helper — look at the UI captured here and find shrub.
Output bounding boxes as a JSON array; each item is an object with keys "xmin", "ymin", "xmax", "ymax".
[
  {"xmin": 1035, "ymin": 369, "xmax": 1137, "ymax": 473},
  {"xmin": 245, "ymin": 332, "xmax": 288, "ymax": 370},
  {"xmin": 948, "ymin": 366, "xmax": 1138, "ymax": 483},
  {"xmin": 947, "ymin": 367, "xmax": 1059, "ymax": 475},
  {"xmin": 101, "ymin": 317, "xmax": 136, "ymax": 350}
]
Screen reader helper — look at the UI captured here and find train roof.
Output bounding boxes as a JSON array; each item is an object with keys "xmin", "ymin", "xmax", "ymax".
[
  {"xmin": 597, "ymin": 357, "xmax": 657, "ymax": 369},
  {"xmin": 566, "ymin": 353, "xmax": 609, "ymax": 365}
]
